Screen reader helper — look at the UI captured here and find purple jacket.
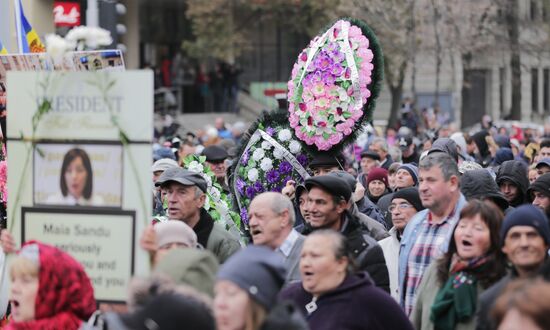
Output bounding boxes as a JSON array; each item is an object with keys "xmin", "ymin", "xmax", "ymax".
[{"xmin": 279, "ymin": 272, "xmax": 413, "ymax": 330}]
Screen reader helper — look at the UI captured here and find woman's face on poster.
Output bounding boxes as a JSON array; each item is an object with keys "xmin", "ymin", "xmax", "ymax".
[{"xmin": 65, "ymin": 156, "xmax": 88, "ymax": 199}]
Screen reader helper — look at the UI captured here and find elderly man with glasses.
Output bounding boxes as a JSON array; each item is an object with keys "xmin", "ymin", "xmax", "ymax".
[{"xmin": 379, "ymin": 187, "xmax": 425, "ymax": 301}]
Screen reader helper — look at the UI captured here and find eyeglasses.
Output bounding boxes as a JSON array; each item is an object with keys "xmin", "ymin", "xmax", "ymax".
[{"xmin": 388, "ymin": 203, "xmax": 414, "ymax": 213}]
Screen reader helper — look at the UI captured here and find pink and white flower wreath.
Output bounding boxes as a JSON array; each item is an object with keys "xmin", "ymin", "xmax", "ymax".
[{"xmin": 288, "ymin": 20, "xmax": 375, "ymax": 151}]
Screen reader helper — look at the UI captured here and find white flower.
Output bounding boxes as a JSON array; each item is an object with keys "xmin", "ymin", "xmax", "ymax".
[
  {"xmin": 289, "ymin": 140, "xmax": 302, "ymax": 154},
  {"xmin": 248, "ymin": 168, "xmax": 259, "ymax": 181},
  {"xmin": 261, "ymin": 141, "xmax": 272, "ymax": 150},
  {"xmin": 210, "ymin": 187, "xmax": 221, "ymax": 200},
  {"xmin": 65, "ymin": 26, "xmax": 113, "ymax": 50},
  {"xmin": 260, "ymin": 158, "xmax": 273, "ymax": 171},
  {"xmin": 204, "ymin": 195, "xmax": 211, "ymax": 210},
  {"xmin": 250, "ymin": 132, "xmax": 261, "ymax": 145},
  {"xmin": 273, "ymin": 148, "xmax": 284, "ymax": 160},
  {"xmin": 45, "ymin": 34, "xmax": 73, "ymax": 64},
  {"xmin": 187, "ymin": 161, "xmax": 204, "ymax": 173},
  {"xmin": 252, "ymin": 148, "xmax": 265, "ymax": 161},
  {"xmin": 278, "ymin": 129, "xmax": 292, "ymax": 142}
]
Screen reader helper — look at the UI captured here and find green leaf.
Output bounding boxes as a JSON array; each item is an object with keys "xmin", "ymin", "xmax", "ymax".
[
  {"xmin": 322, "ymin": 132, "xmax": 330, "ymax": 140},
  {"xmin": 343, "ymin": 112, "xmax": 352, "ymax": 119},
  {"xmin": 199, "ymin": 155, "xmax": 206, "ymax": 163}
]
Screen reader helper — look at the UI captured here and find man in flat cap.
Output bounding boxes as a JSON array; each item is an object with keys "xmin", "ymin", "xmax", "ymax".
[
  {"xmin": 201, "ymin": 145, "xmax": 229, "ymax": 192},
  {"xmin": 302, "ymin": 174, "xmax": 390, "ymax": 292},
  {"xmin": 141, "ymin": 167, "xmax": 240, "ymax": 263}
]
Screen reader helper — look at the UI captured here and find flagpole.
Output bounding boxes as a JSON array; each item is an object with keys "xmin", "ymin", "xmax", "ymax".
[{"xmin": 13, "ymin": 0, "xmax": 23, "ymax": 53}]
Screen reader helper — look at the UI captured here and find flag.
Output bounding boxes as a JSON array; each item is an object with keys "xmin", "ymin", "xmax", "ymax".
[
  {"xmin": 15, "ymin": 0, "xmax": 45, "ymax": 53},
  {"xmin": 0, "ymin": 40, "xmax": 7, "ymax": 54}
]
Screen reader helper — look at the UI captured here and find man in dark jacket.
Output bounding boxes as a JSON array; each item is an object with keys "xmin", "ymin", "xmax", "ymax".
[
  {"xmin": 460, "ymin": 168, "xmax": 510, "ymax": 214},
  {"xmin": 527, "ymin": 173, "xmax": 550, "ymax": 219},
  {"xmin": 475, "ymin": 205, "xmax": 550, "ymax": 330},
  {"xmin": 369, "ymin": 137, "xmax": 393, "ymax": 170},
  {"xmin": 302, "ymin": 174, "xmax": 390, "ymax": 292},
  {"xmin": 142, "ymin": 167, "xmax": 241, "ymax": 263},
  {"xmin": 496, "ymin": 160, "xmax": 529, "ymax": 207}
]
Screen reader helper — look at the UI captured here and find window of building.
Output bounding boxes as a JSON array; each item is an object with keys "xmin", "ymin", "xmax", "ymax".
[{"xmin": 532, "ymin": 68, "xmax": 539, "ymax": 112}]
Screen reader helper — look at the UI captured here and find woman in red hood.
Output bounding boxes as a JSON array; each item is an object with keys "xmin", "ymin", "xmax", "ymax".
[{"xmin": 6, "ymin": 241, "xmax": 95, "ymax": 330}]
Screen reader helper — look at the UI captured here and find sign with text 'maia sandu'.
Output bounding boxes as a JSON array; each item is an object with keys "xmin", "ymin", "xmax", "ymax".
[{"xmin": 7, "ymin": 71, "xmax": 153, "ymax": 303}]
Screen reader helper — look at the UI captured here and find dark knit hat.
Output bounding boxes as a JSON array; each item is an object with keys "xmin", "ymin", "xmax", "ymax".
[
  {"xmin": 500, "ymin": 204, "xmax": 550, "ymax": 245},
  {"xmin": 527, "ymin": 173, "xmax": 550, "ymax": 201},
  {"xmin": 305, "ymin": 175, "xmax": 352, "ymax": 202},
  {"xmin": 366, "ymin": 167, "xmax": 389, "ymax": 188},
  {"xmin": 397, "ymin": 164, "xmax": 419, "ymax": 186},
  {"xmin": 308, "ymin": 153, "xmax": 346, "ymax": 169},
  {"xmin": 217, "ymin": 246, "xmax": 285, "ymax": 309},
  {"xmin": 492, "ymin": 148, "xmax": 514, "ymax": 166},
  {"xmin": 392, "ymin": 187, "xmax": 424, "ymax": 212}
]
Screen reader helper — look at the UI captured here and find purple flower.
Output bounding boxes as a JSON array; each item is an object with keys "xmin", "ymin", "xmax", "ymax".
[
  {"xmin": 254, "ymin": 182, "xmax": 265, "ymax": 193},
  {"xmin": 240, "ymin": 207, "xmax": 248, "ymax": 224},
  {"xmin": 241, "ymin": 151, "xmax": 250, "ymax": 165},
  {"xmin": 322, "ymin": 71, "xmax": 335, "ymax": 85},
  {"xmin": 326, "ymin": 42, "xmax": 339, "ymax": 53},
  {"xmin": 284, "ymin": 176, "xmax": 292, "ymax": 183},
  {"xmin": 297, "ymin": 154, "xmax": 308, "ymax": 167},
  {"xmin": 236, "ymin": 178, "xmax": 245, "ymax": 195},
  {"xmin": 314, "ymin": 53, "xmax": 334, "ymax": 72},
  {"xmin": 330, "ymin": 50, "xmax": 345, "ymax": 63},
  {"xmin": 331, "ymin": 63, "xmax": 344, "ymax": 76},
  {"xmin": 266, "ymin": 127, "xmax": 275, "ymax": 136},
  {"xmin": 266, "ymin": 169, "xmax": 280, "ymax": 184},
  {"xmin": 245, "ymin": 186, "xmax": 256, "ymax": 199},
  {"xmin": 279, "ymin": 161, "xmax": 292, "ymax": 174}
]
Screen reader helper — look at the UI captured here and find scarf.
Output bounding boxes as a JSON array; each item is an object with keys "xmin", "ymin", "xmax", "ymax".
[{"xmin": 430, "ymin": 254, "xmax": 488, "ymax": 330}]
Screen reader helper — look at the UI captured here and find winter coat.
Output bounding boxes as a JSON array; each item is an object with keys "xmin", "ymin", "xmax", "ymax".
[
  {"xmin": 412, "ymin": 262, "xmax": 484, "ymax": 330},
  {"xmin": 8, "ymin": 241, "xmax": 96, "ymax": 330},
  {"xmin": 376, "ymin": 192, "xmax": 394, "ymax": 229},
  {"xmin": 495, "ymin": 160, "xmax": 529, "ymax": 207},
  {"xmin": 279, "ymin": 272, "xmax": 413, "ymax": 330},
  {"xmin": 260, "ymin": 301, "xmax": 309, "ymax": 330},
  {"xmin": 475, "ymin": 272, "xmax": 516, "ymax": 330},
  {"xmin": 378, "ymin": 227, "xmax": 401, "ymax": 301},
  {"xmin": 351, "ymin": 203, "xmax": 389, "ymax": 241},
  {"xmin": 195, "ymin": 209, "xmax": 241, "ymax": 263},
  {"xmin": 460, "ymin": 169, "xmax": 509, "ymax": 212}
]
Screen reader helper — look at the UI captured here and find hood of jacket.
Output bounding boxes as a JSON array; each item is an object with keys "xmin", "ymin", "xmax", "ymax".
[
  {"xmin": 496, "ymin": 160, "xmax": 529, "ymax": 204},
  {"xmin": 461, "ymin": 169, "xmax": 509, "ymax": 211}
]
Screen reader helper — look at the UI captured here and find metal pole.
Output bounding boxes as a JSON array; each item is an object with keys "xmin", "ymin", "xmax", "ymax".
[
  {"xmin": 13, "ymin": 0, "xmax": 23, "ymax": 53},
  {"xmin": 87, "ymin": 0, "xmax": 99, "ymax": 27}
]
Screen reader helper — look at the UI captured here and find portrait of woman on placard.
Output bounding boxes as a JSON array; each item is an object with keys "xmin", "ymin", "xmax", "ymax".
[{"xmin": 46, "ymin": 148, "xmax": 104, "ymax": 206}]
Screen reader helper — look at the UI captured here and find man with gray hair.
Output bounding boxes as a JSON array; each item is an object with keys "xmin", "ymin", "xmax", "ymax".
[
  {"xmin": 369, "ymin": 137, "xmax": 393, "ymax": 170},
  {"xmin": 248, "ymin": 192, "xmax": 305, "ymax": 284},
  {"xmin": 397, "ymin": 153, "xmax": 466, "ymax": 315}
]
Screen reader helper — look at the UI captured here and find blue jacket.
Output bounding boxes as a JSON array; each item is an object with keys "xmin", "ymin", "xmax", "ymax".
[{"xmin": 398, "ymin": 194, "xmax": 467, "ymax": 306}]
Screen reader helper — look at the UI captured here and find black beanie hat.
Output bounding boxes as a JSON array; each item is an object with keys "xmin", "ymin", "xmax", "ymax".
[
  {"xmin": 217, "ymin": 246, "xmax": 285, "ymax": 309},
  {"xmin": 527, "ymin": 173, "xmax": 550, "ymax": 201},
  {"xmin": 500, "ymin": 204, "xmax": 550, "ymax": 246},
  {"xmin": 392, "ymin": 187, "xmax": 424, "ymax": 212}
]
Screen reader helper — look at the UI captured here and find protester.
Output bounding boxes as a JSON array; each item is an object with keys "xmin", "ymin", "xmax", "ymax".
[
  {"xmin": 294, "ymin": 184, "xmax": 309, "ymax": 228},
  {"xmin": 476, "ymin": 205, "xmax": 550, "ymax": 330},
  {"xmin": 141, "ymin": 167, "xmax": 240, "ymax": 263},
  {"xmin": 399, "ymin": 135, "xmax": 420, "ymax": 164},
  {"xmin": 248, "ymin": 192, "xmax": 304, "ymax": 284},
  {"xmin": 214, "ymin": 245, "xmax": 307, "ymax": 330},
  {"xmin": 527, "ymin": 173, "xmax": 550, "ymax": 219},
  {"xmin": 358, "ymin": 150, "xmax": 381, "ymax": 184},
  {"xmin": 303, "ymin": 174, "xmax": 390, "ymax": 291},
  {"xmin": 279, "ymin": 230, "xmax": 413, "ymax": 329},
  {"xmin": 369, "ymin": 137, "xmax": 394, "ymax": 170},
  {"xmin": 151, "ymin": 158, "xmax": 179, "ymax": 216},
  {"xmin": 6, "ymin": 241, "xmax": 95, "ymax": 329},
  {"xmin": 491, "ymin": 278, "xmax": 550, "ymax": 330},
  {"xmin": 308, "ymin": 153, "xmax": 346, "ymax": 177},
  {"xmin": 412, "ymin": 200, "xmax": 506, "ymax": 330},
  {"xmin": 535, "ymin": 158, "xmax": 550, "ymax": 179},
  {"xmin": 399, "ymin": 153, "xmax": 466, "ymax": 315},
  {"xmin": 201, "ymin": 145, "xmax": 229, "ymax": 191},
  {"xmin": 379, "ymin": 187, "xmax": 425, "ymax": 301},
  {"xmin": 366, "ymin": 167, "xmax": 390, "ymax": 204},
  {"xmin": 388, "ymin": 162, "xmax": 402, "ymax": 191},
  {"xmin": 377, "ymin": 163, "xmax": 419, "ymax": 227},
  {"xmin": 496, "ymin": 160, "xmax": 529, "ymax": 207},
  {"xmin": 151, "ymin": 220, "xmax": 198, "ymax": 265}
]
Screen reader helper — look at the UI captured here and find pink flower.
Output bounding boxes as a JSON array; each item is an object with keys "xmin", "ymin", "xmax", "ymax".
[
  {"xmin": 349, "ymin": 25, "xmax": 362, "ymax": 38},
  {"xmin": 300, "ymin": 51, "xmax": 308, "ymax": 62},
  {"xmin": 312, "ymin": 82, "xmax": 326, "ymax": 96},
  {"xmin": 315, "ymin": 97, "xmax": 330, "ymax": 109},
  {"xmin": 328, "ymin": 133, "xmax": 343, "ymax": 145}
]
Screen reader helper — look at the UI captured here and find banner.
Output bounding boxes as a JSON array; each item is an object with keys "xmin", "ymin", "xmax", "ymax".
[{"xmin": 7, "ymin": 71, "xmax": 153, "ymax": 302}]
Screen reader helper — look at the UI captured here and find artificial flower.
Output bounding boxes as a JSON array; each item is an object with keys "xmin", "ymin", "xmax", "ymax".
[
  {"xmin": 252, "ymin": 148, "xmax": 265, "ymax": 161},
  {"xmin": 260, "ymin": 158, "xmax": 273, "ymax": 171},
  {"xmin": 248, "ymin": 168, "xmax": 259, "ymax": 182}
]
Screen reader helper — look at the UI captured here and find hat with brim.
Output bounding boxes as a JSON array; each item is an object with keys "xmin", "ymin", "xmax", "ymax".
[
  {"xmin": 155, "ymin": 167, "xmax": 208, "ymax": 193},
  {"xmin": 305, "ymin": 175, "xmax": 352, "ymax": 202},
  {"xmin": 536, "ymin": 158, "xmax": 550, "ymax": 169},
  {"xmin": 201, "ymin": 145, "xmax": 229, "ymax": 163},
  {"xmin": 359, "ymin": 150, "xmax": 380, "ymax": 161}
]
